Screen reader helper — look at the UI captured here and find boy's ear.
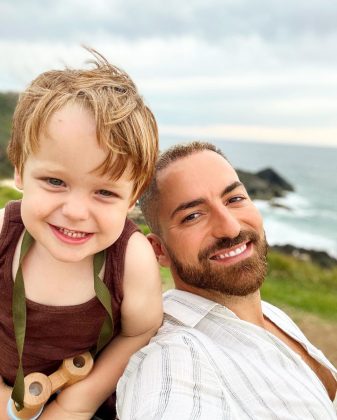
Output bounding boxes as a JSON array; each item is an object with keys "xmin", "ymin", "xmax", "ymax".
[
  {"xmin": 147, "ymin": 233, "xmax": 171, "ymax": 267},
  {"xmin": 127, "ymin": 202, "xmax": 136, "ymax": 213},
  {"xmin": 14, "ymin": 168, "xmax": 23, "ymax": 190}
]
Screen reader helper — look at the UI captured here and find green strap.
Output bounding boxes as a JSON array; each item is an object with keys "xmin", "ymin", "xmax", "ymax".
[
  {"xmin": 11, "ymin": 231, "xmax": 34, "ymax": 410},
  {"xmin": 11, "ymin": 231, "xmax": 114, "ymax": 410},
  {"xmin": 93, "ymin": 250, "xmax": 114, "ymax": 354}
]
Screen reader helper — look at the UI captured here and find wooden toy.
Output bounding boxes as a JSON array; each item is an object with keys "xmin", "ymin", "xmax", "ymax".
[{"xmin": 10, "ymin": 352, "xmax": 93, "ymax": 419}]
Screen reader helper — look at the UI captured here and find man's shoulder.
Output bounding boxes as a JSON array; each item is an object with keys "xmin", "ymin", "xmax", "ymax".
[
  {"xmin": 130, "ymin": 321, "xmax": 211, "ymax": 358},
  {"xmin": 123, "ymin": 323, "xmax": 215, "ymax": 382}
]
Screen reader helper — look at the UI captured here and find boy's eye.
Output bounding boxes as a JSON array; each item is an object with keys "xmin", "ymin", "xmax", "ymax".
[
  {"xmin": 98, "ymin": 189, "xmax": 114, "ymax": 197},
  {"xmin": 47, "ymin": 178, "xmax": 64, "ymax": 187}
]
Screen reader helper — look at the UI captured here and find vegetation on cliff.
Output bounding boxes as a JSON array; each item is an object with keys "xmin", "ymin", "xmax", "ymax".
[{"xmin": 0, "ymin": 92, "xmax": 18, "ymax": 178}]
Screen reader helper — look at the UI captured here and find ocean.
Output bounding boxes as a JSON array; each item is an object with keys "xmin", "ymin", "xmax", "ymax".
[{"xmin": 160, "ymin": 138, "xmax": 337, "ymax": 259}]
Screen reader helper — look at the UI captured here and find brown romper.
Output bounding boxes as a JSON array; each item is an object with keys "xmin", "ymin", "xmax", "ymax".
[{"xmin": 0, "ymin": 200, "xmax": 139, "ymax": 417}]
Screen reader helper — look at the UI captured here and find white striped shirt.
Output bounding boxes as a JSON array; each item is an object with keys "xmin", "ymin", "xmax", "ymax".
[{"xmin": 117, "ymin": 289, "xmax": 337, "ymax": 419}]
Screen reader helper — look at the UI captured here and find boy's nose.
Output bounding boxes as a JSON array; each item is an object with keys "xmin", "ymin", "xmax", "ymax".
[
  {"xmin": 62, "ymin": 195, "xmax": 90, "ymax": 221},
  {"xmin": 211, "ymin": 206, "xmax": 241, "ymax": 239}
]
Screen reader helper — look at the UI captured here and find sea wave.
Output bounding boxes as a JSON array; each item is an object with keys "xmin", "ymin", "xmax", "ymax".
[
  {"xmin": 273, "ymin": 192, "xmax": 311, "ymax": 209},
  {"xmin": 263, "ymin": 218, "xmax": 337, "ymax": 259}
]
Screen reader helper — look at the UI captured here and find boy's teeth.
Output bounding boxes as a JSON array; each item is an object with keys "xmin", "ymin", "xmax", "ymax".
[
  {"xmin": 58, "ymin": 227, "xmax": 87, "ymax": 238},
  {"xmin": 215, "ymin": 243, "xmax": 247, "ymax": 260}
]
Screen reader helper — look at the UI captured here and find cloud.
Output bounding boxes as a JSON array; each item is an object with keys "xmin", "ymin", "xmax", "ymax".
[
  {"xmin": 1, "ymin": 1, "xmax": 337, "ymax": 146},
  {"xmin": 2, "ymin": 0, "xmax": 337, "ymax": 43}
]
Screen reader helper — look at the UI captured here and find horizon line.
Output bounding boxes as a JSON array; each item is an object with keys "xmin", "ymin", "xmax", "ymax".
[{"xmin": 159, "ymin": 124, "xmax": 337, "ymax": 148}]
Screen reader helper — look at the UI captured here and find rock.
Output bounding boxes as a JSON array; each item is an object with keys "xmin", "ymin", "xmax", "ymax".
[
  {"xmin": 271, "ymin": 244, "xmax": 337, "ymax": 269},
  {"xmin": 236, "ymin": 167, "xmax": 294, "ymax": 201},
  {"xmin": 256, "ymin": 168, "xmax": 294, "ymax": 192}
]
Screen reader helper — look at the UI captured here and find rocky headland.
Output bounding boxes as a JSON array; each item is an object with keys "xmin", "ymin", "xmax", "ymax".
[{"xmin": 236, "ymin": 167, "xmax": 294, "ymax": 201}]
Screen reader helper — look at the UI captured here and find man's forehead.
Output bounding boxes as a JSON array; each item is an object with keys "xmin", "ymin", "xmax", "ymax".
[
  {"xmin": 156, "ymin": 150, "xmax": 240, "ymax": 208},
  {"xmin": 157, "ymin": 150, "xmax": 236, "ymax": 186}
]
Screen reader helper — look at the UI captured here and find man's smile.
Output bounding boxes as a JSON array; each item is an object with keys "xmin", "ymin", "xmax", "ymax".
[
  {"xmin": 207, "ymin": 241, "xmax": 254, "ymax": 266},
  {"xmin": 210, "ymin": 242, "xmax": 249, "ymax": 260}
]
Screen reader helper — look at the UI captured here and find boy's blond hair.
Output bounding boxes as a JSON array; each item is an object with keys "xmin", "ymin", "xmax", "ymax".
[{"xmin": 7, "ymin": 48, "xmax": 158, "ymax": 203}]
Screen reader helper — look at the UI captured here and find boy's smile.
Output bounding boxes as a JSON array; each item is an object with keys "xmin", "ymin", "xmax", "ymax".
[
  {"xmin": 49, "ymin": 224, "xmax": 93, "ymax": 243},
  {"xmin": 15, "ymin": 102, "xmax": 135, "ymax": 263}
]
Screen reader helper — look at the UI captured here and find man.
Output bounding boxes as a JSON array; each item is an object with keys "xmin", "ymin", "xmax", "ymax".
[{"xmin": 117, "ymin": 141, "xmax": 337, "ymax": 419}]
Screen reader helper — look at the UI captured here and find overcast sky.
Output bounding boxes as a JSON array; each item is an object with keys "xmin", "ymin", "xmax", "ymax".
[{"xmin": 1, "ymin": 0, "xmax": 337, "ymax": 147}]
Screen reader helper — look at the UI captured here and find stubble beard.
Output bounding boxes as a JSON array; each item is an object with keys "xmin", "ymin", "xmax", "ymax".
[{"xmin": 166, "ymin": 230, "xmax": 268, "ymax": 297}]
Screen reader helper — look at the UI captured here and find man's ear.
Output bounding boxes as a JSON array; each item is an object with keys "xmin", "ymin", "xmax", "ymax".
[
  {"xmin": 147, "ymin": 233, "xmax": 171, "ymax": 267},
  {"xmin": 14, "ymin": 168, "xmax": 23, "ymax": 190}
]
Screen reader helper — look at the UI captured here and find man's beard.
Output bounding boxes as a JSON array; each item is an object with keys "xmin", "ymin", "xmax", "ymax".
[{"xmin": 166, "ymin": 230, "xmax": 268, "ymax": 297}]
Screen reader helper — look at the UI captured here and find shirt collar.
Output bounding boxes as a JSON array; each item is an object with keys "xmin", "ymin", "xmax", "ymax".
[{"xmin": 163, "ymin": 289, "xmax": 219, "ymax": 327}]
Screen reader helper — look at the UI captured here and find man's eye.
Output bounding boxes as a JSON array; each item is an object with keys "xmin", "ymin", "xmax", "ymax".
[
  {"xmin": 182, "ymin": 213, "xmax": 200, "ymax": 223},
  {"xmin": 47, "ymin": 178, "xmax": 64, "ymax": 187},
  {"xmin": 228, "ymin": 196, "xmax": 245, "ymax": 204}
]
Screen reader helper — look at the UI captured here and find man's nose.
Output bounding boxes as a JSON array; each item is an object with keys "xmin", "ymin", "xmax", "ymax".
[
  {"xmin": 62, "ymin": 194, "xmax": 90, "ymax": 221},
  {"xmin": 211, "ymin": 206, "xmax": 241, "ymax": 239}
]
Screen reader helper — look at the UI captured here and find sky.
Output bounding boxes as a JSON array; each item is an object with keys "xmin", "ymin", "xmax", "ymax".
[{"xmin": 1, "ymin": 0, "xmax": 337, "ymax": 147}]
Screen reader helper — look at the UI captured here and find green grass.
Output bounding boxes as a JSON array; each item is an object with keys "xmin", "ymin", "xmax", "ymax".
[
  {"xmin": 262, "ymin": 251, "xmax": 337, "ymax": 321},
  {"xmin": 138, "ymin": 223, "xmax": 151, "ymax": 235},
  {"xmin": 0, "ymin": 92, "xmax": 18, "ymax": 178},
  {"xmin": 0, "ymin": 185, "xmax": 22, "ymax": 208},
  {"xmin": 160, "ymin": 267, "xmax": 173, "ymax": 291}
]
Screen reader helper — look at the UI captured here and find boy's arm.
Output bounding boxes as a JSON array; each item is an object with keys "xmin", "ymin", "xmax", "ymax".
[
  {"xmin": 41, "ymin": 232, "xmax": 163, "ymax": 419},
  {"xmin": 0, "ymin": 208, "xmax": 4, "ymax": 235},
  {"xmin": 0, "ymin": 376, "xmax": 12, "ymax": 419}
]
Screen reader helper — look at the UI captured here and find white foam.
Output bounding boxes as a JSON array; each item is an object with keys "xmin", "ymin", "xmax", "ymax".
[
  {"xmin": 274, "ymin": 192, "xmax": 310, "ymax": 209},
  {"xmin": 263, "ymin": 218, "xmax": 337, "ymax": 259}
]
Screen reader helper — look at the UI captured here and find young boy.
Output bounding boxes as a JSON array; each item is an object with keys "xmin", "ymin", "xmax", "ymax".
[{"xmin": 0, "ymin": 49, "xmax": 163, "ymax": 419}]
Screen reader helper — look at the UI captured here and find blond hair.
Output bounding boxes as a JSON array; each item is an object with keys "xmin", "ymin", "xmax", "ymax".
[{"xmin": 8, "ymin": 48, "xmax": 158, "ymax": 202}]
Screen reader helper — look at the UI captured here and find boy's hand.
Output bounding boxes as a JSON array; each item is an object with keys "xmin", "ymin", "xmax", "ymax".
[
  {"xmin": 0, "ymin": 376, "xmax": 92, "ymax": 420},
  {"xmin": 39, "ymin": 379, "xmax": 95, "ymax": 420}
]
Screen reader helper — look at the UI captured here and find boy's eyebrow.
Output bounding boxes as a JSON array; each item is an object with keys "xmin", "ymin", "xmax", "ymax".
[{"xmin": 170, "ymin": 181, "xmax": 243, "ymax": 219}]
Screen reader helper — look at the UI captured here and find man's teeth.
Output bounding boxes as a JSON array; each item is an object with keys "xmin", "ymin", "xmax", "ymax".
[
  {"xmin": 214, "ymin": 243, "xmax": 247, "ymax": 259},
  {"xmin": 58, "ymin": 227, "xmax": 87, "ymax": 238}
]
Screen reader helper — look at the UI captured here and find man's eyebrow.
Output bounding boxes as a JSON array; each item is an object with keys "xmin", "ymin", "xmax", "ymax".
[
  {"xmin": 221, "ymin": 181, "xmax": 243, "ymax": 196},
  {"xmin": 170, "ymin": 181, "xmax": 243, "ymax": 219},
  {"xmin": 171, "ymin": 198, "xmax": 205, "ymax": 219}
]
